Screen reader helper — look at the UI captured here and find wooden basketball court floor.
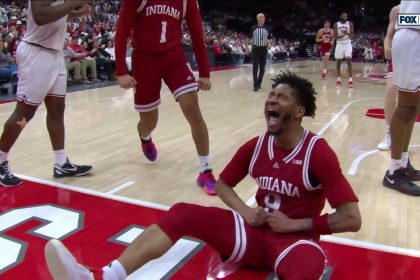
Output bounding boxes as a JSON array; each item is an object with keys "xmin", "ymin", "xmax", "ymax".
[{"xmin": 1, "ymin": 60, "xmax": 420, "ymax": 278}]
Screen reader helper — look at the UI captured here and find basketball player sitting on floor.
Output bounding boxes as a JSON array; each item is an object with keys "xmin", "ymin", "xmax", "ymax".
[{"xmin": 45, "ymin": 71, "xmax": 361, "ymax": 280}]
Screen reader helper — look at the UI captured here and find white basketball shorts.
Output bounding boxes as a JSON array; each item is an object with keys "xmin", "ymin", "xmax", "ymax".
[
  {"xmin": 16, "ymin": 41, "xmax": 67, "ymax": 106},
  {"xmin": 334, "ymin": 43, "xmax": 352, "ymax": 60},
  {"xmin": 392, "ymin": 28, "xmax": 420, "ymax": 93}
]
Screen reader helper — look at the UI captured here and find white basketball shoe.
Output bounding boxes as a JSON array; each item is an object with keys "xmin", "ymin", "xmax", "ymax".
[
  {"xmin": 377, "ymin": 134, "xmax": 391, "ymax": 151},
  {"xmin": 45, "ymin": 239, "xmax": 94, "ymax": 280}
]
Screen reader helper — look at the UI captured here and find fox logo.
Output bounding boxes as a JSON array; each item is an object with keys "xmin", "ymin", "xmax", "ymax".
[{"xmin": 398, "ymin": 14, "xmax": 420, "ymax": 26}]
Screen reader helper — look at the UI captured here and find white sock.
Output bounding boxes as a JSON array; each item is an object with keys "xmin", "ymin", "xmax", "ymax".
[
  {"xmin": 402, "ymin": 152, "xmax": 409, "ymax": 168},
  {"xmin": 0, "ymin": 150, "xmax": 8, "ymax": 164},
  {"xmin": 337, "ymin": 77, "xmax": 341, "ymax": 81},
  {"xmin": 385, "ymin": 125, "xmax": 390, "ymax": 134},
  {"xmin": 54, "ymin": 149, "xmax": 67, "ymax": 166},
  {"xmin": 389, "ymin": 159, "xmax": 402, "ymax": 175},
  {"xmin": 199, "ymin": 155, "xmax": 211, "ymax": 172},
  {"xmin": 349, "ymin": 77, "xmax": 353, "ymax": 82},
  {"xmin": 103, "ymin": 260, "xmax": 127, "ymax": 280},
  {"xmin": 140, "ymin": 134, "xmax": 151, "ymax": 141}
]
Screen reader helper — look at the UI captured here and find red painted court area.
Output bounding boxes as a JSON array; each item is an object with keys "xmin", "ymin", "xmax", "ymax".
[
  {"xmin": 1, "ymin": 180, "xmax": 420, "ymax": 279},
  {"xmin": 366, "ymin": 108, "xmax": 420, "ymax": 122}
]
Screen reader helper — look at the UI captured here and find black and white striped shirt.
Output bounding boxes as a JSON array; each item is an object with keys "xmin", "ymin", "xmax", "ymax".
[{"xmin": 251, "ymin": 25, "xmax": 271, "ymax": 47}]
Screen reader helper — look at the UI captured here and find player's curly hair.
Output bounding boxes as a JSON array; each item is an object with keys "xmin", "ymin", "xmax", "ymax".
[{"xmin": 271, "ymin": 71, "xmax": 317, "ymax": 118}]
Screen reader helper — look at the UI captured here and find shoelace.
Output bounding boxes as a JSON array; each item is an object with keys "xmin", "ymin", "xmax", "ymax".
[
  {"xmin": 406, "ymin": 161, "xmax": 418, "ymax": 173},
  {"xmin": 62, "ymin": 159, "xmax": 75, "ymax": 167},
  {"xmin": 1, "ymin": 163, "xmax": 15, "ymax": 179},
  {"xmin": 407, "ymin": 164, "xmax": 414, "ymax": 172},
  {"xmin": 205, "ymin": 173, "xmax": 216, "ymax": 183}
]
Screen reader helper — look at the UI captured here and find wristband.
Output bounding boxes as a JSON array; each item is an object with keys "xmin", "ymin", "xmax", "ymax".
[{"xmin": 312, "ymin": 214, "xmax": 332, "ymax": 235}]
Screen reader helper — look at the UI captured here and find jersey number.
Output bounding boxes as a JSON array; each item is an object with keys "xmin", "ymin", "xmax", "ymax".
[
  {"xmin": 160, "ymin": 21, "xmax": 168, "ymax": 43},
  {"xmin": 264, "ymin": 193, "xmax": 281, "ymax": 213},
  {"xmin": 339, "ymin": 28, "xmax": 348, "ymax": 37}
]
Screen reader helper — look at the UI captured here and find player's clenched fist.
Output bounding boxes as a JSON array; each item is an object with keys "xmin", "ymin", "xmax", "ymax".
[
  {"xmin": 198, "ymin": 78, "xmax": 211, "ymax": 91},
  {"xmin": 118, "ymin": 75, "xmax": 138, "ymax": 89},
  {"xmin": 243, "ymin": 207, "xmax": 268, "ymax": 227},
  {"xmin": 266, "ymin": 210, "xmax": 295, "ymax": 233}
]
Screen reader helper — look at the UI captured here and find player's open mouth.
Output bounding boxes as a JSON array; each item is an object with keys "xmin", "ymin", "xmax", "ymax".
[{"xmin": 267, "ymin": 110, "xmax": 280, "ymax": 126}]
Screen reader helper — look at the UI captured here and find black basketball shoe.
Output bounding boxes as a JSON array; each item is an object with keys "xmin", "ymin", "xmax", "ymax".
[
  {"xmin": 406, "ymin": 160, "xmax": 420, "ymax": 181},
  {"xmin": 54, "ymin": 158, "xmax": 92, "ymax": 178},
  {"xmin": 0, "ymin": 161, "xmax": 22, "ymax": 187},
  {"xmin": 383, "ymin": 168, "xmax": 420, "ymax": 196}
]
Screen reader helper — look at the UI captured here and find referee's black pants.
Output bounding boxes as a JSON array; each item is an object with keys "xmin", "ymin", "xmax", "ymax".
[{"xmin": 252, "ymin": 46, "xmax": 268, "ymax": 89}]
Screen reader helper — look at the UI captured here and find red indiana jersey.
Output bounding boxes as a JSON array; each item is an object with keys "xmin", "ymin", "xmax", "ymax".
[
  {"xmin": 115, "ymin": 0, "xmax": 209, "ymax": 78},
  {"xmin": 220, "ymin": 130, "xmax": 358, "ymax": 240},
  {"xmin": 319, "ymin": 28, "xmax": 333, "ymax": 53}
]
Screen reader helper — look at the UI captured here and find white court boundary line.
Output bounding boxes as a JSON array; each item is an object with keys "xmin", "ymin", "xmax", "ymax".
[
  {"xmin": 348, "ymin": 150, "xmax": 380, "ymax": 175},
  {"xmin": 317, "ymin": 98, "xmax": 381, "ymax": 136},
  {"xmin": 12, "ymin": 173, "xmax": 420, "ymax": 259},
  {"xmin": 16, "ymin": 173, "xmax": 170, "ymax": 211},
  {"xmin": 348, "ymin": 144, "xmax": 420, "ymax": 176},
  {"xmin": 245, "ymin": 196, "xmax": 256, "ymax": 206},
  {"xmin": 107, "ymin": 180, "xmax": 136, "ymax": 195},
  {"xmin": 321, "ymin": 236, "xmax": 420, "ymax": 258}
]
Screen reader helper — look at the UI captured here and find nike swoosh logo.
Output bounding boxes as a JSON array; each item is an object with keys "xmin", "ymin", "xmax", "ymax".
[
  {"xmin": 57, "ymin": 165, "xmax": 77, "ymax": 172},
  {"xmin": 386, "ymin": 177, "xmax": 394, "ymax": 184},
  {"xmin": 65, "ymin": 166, "xmax": 77, "ymax": 172}
]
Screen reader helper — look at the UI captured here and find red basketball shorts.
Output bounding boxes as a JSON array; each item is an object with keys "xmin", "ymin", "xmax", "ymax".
[
  {"xmin": 320, "ymin": 43, "xmax": 332, "ymax": 56},
  {"xmin": 157, "ymin": 203, "xmax": 326, "ymax": 279},
  {"xmin": 131, "ymin": 47, "xmax": 198, "ymax": 112}
]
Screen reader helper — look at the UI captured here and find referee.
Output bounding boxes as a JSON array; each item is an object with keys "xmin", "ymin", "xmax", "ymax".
[{"xmin": 251, "ymin": 13, "xmax": 271, "ymax": 92}]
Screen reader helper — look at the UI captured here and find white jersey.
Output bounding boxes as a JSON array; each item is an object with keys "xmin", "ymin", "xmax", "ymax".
[
  {"xmin": 23, "ymin": 0, "xmax": 67, "ymax": 51},
  {"xmin": 336, "ymin": 21, "xmax": 352, "ymax": 44},
  {"xmin": 396, "ymin": 0, "xmax": 420, "ymax": 30}
]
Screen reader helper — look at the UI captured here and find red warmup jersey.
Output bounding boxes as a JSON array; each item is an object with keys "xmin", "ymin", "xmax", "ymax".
[
  {"xmin": 220, "ymin": 130, "xmax": 358, "ymax": 239},
  {"xmin": 319, "ymin": 28, "xmax": 333, "ymax": 52},
  {"xmin": 115, "ymin": 0, "xmax": 209, "ymax": 78}
]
